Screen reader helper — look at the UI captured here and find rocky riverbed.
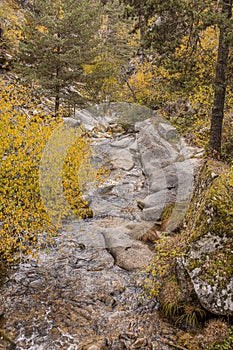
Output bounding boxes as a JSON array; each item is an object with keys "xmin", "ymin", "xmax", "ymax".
[{"xmin": 0, "ymin": 103, "xmax": 203, "ymax": 350}]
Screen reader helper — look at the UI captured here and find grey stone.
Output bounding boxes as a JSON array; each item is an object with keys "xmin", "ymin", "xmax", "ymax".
[
  {"xmin": 174, "ymin": 160, "xmax": 194, "ymax": 202},
  {"xmin": 110, "ymin": 149, "xmax": 135, "ymax": 171},
  {"xmin": 148, "ymin": 166, "xmax": 176, "ymax": 193},
  {"xmin": 137, "ymin": 124, "xmax": 178, "ymax": 158},
  {"xmin": 178, "ymin": 137, "xmax": 204, "ymax": 159},
  {"xmin": 110, "ymin": 148, "xmax": 133, "ymax": 160},
  {"xmin": 76, "ymin": 232, "xmax": 106, "ymax": 249},
  {"xmin": 142, "ymin": 206, "xmax": 164, "ymax": 221},
  {"xmin": 126, "ymin": 222, "xmax": 155, "ymax": 241},
  {"xmin": 102, "ymin": 227, "xmax": 134, "ymax": 249},
  {"xmin": 141, "ymin": 152, "xmax": 167, "ymax": 176},
  {"xmin": 137, "ymin": 133, "xmax": 164, "ymax": 156},
  {"xmin": 134, "ymin": 118, "xmax": 152, "ymax": 132},
  {"xmin": 111, "ymin": 158, "xmax": 134, "ymax": 171},
  {"xmin": 141, "ymin": 190, "xmax": 175, "ymax": 209},
  {"xmin": 110, "ymin": 135, "xmax": 135, "ymax": 148},
  {"xmin": 129, "ymin": 140, "xmax": 138, "ymax": 153},
  {"xmin": 111, "ymin": 183, "xmax": 135, "ymax": 198},
  {"xmin": 181, "ymin": 234, "xmax": 233, "ymax": 315},
  {"xmin": 75, "ymin": 110, "xmax": 98, "ymax": 130},
  {"xmin": 101, "ymin": 227, "xmax": 154, "ymax": 270},
  {"xmin": 158, "ymin": 122, "xmax": 178, "ymax": 141},
  {"xmin": 109, "ymin": 244, "xmax": 154, "ymax": 271},
  {"xmin": 90, "ymin": 197, "xmax": 129, "ymax": 218},
  {"xmin": 136, "ymin": 123, "xmax": 179, "ymax": 179},
  {"xmin": 62, "ymin": 117, "xmax": 81, "ymax": 127}
]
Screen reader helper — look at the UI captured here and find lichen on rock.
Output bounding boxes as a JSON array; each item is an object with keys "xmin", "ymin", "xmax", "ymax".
[{"xmin": 177, "ymin": 161, "xmax": 233, "ymax": 316}]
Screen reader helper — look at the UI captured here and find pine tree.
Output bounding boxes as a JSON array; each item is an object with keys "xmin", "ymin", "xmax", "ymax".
[
  {"xmin": 84, "ymin": 0, "xmax": 137, "ymax": 103},
  {"xmin": 121, "ymin": 0, "xmax": 233, "ymax": 158},
  {"xmin": 0, "ymin": 0, "xmax": 23, "ymax": 68},
  {"xmin": 16, "ymin": 0, "xmax": 101, "ymax": 114},
  {"xmin": 210, "ymin": 0, "xmax": 232, "ymax": 158}
]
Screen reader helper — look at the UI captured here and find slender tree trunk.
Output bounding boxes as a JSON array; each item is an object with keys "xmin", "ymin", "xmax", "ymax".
[
  {"xmin": 55, "ymin": 39, "xmax": 61, "ymax": 116},
  {"xmin": 209, "ymin": 0, "xmax": 232, "ymax": 158},
  {"xmin": 138, "ymin": 7, "xmax": 145, "ymax": 63},
  {"xmin": 124, "ymin": 76, "xmax": 137, "ymax": 102},
  {"xmin": 55, "ymin": 90, "xmax": 60, "ymax": 116}
]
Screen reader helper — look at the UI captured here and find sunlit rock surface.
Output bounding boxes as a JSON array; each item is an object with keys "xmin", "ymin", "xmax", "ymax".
[{"xmin": 0, "ymin": 103, "xmax": 202, "ymax": 349}]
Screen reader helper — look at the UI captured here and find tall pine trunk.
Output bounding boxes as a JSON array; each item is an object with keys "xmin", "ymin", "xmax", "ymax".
[
  {"xmin": 55, "ymin": 91, "xmax": 60, "ymax": 116},
  {"xmin": 209, "ymin": 0, "xmax": 232, "ymax": 158},
  {"xmin": 55, "ymin": 40, "xmax": 61, "ymax": 116}
]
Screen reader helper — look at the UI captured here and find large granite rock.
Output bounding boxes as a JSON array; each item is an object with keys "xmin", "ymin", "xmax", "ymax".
[
  {"xmin": 110, "ymin": 149, "xmax": 135, "ymax": 171},
  {"xmin": 110, "ymin": 135, "xmax": 135, "ymax": 148},
  {"xmin": 140, "ymin": 190, "xmax": 176, "ymax": 221},
  {"xmin": 102, "ymin": 227, "xmax": 154, "ymax": 270},
  {"xmin": 182, "ymin": 234, "xmax": 233, "ymax": 315},
  {"xmin": 158, "ymin": 122, "xmax": 178, "ymax": 141},
  {"xmin": 176, "ymin": 162, "xmax": 233, "ymax": 316}
]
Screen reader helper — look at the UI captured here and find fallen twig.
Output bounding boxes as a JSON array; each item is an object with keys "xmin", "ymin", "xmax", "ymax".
[{"xmin": 0, "ymin": 329, "xmax": 16, "ymax": 346}]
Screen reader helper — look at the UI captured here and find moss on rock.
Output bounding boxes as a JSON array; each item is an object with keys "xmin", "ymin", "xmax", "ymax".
[
  {"xmin": 179, "ymin": 161, "xmax": 233, "ymax": 316},
  {"xmin": 184, "ymin": 161, "xmax": 233, "ymax": 242},
  {"xmin": 145, "ymin": 160, "xmax": 232, "ymax": 322}
]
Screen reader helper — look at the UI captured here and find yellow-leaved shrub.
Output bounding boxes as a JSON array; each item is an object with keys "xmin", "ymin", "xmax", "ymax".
[{"xmin": 0, "ymin": 77, "xmax": 91, "ymax": 262}]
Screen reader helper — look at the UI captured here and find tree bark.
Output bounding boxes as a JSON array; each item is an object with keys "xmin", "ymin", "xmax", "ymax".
[
  {"xmin": 55, "ymin": 90, "xmax": 60, "ymax": 116},
  {"xmin": 55, "ymin": 36, "xmax": 61, "ymax": 116},
  {"xmin": 209, "ymin": 0, "xmax": 232, "ymax": 158},
  {"xmin": 55, "ymin": 69, "xmax": 60, "ymax": 116}
]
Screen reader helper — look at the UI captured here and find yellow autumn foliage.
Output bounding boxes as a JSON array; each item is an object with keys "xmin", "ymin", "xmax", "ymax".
[
  {"xmin": 0, "ymin": 0, "xmax": 24, "ymax": 62},
  {"xmin": 120, "ymin": 25, "xmax": 232, "ymax": 158},
  {"xmin": 125, "ymin": 60, "xmax": 176, "ymax": 107},
  {"xmin": 0, "ymin": 76, "xmax": 92, "ymax": 262}
]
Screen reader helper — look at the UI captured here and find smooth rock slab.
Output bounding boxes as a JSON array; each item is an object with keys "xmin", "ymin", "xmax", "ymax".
[
  {"xmin": 75, "ymin": 110, "xmax": 99, "ymax": 130},
  {"xmin": 137, "ymin": 127, "xmax": 179, "ymax": 165},
  {"xmin": 111, "ymin": 158, "xmax": 135, "ymax": 171},
  {"xmin": 109, "ymin": 244, "xmax": 154, "ymax": 271},
  {"xmin": 75, "ymin": 231, "xmax": 106, "ymax": 249},
  {"xmin": 182, "ymin": 233, "xmax": 233, "ymax": 315},
  {"xmin": 111, "ymin": 149, "xmax": 135, "ymax": 171},
  {"xmin": 111, "ymin": 183, "xmax": 136, "ymax": 198},
  {"xmin": 140, "ymin": 149, "xmax": 173, "ymax": 174},
  {"xmin": 102, "ymin": 227, "xmax": 134, "ymax": 249},
  {"xmin": 142, "ymin": 206, "xmax": 164, "ymax": 222},
  {"xmin": 110, "ymin": 135, "xmax": 135, "ymax": 148},
  {"xmin": 158, "ymin": 122, "xmax": 178, "ymax": 141},
  {"xmin": 174, "ymin": 160, "xmax": 195, "ymax": 201},
  {"xmin": 148, "ymin": 167, "xmax": 176, "ymax": 193},
  {"xmin": 178, "ymin": 137, "xmax": 204, "ymax": 159},
  {"xmin": 102, "ymin": 227, "xmax": 154, "ymax": 270},
  {"xmin": 89, "ymin": 197, "xmax": 129, "ymax": 218},
  {"xmin": 141, "ymin": 190, "xmax": 176, "ymax": 209}
]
